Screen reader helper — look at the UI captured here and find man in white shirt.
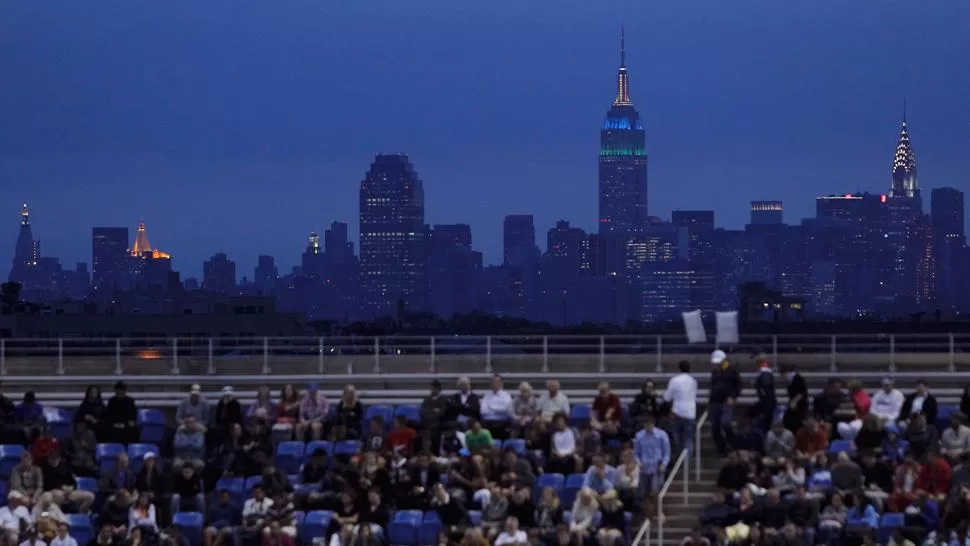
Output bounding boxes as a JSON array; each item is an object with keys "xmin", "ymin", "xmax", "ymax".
[
  {"xmin": 536, "ymin": 380, "xmax": 570, "ymax": 422},
  {"xmin": 480, "ymin": 375, "xmax": 513, "ymax": 439},
  {"xmin": 241, "ymin": 485, "xmax": 274, "ymax": 536},
  {"xmin": 494, "ymin": 516, "xmax": 527, "ymax": 546},
  {"xmin": 0, "ymin": 491, "xmax": 33, "ymax": 544},
  {"xmin": 871, "ymin": 378, "xmax": 904, "ymax": 426},
  {"xmin": 664, "ymin": 360, "xmax": 698, "ymax": 456}
]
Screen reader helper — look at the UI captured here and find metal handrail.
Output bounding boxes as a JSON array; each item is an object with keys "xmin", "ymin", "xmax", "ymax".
[
  {"xmin": 632, "ymin": 517, "xmax": 651, "ymax": 546},
  {"xmin": 657, "ymin": 448, "xmax": 689, "ymax": 546},
  {"xmin": 694, "ymin": 410, "xmax": 709, "ymax": 482}
]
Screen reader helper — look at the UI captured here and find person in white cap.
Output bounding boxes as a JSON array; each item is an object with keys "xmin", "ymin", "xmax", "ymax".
[
  {"xmin": 0, "ymin": 490, "xmax": 32, "ymax": 543},
  {"xmin": 871, "ymin": 377, "xmax": 904, "ymax": 427},
  {"xmin": 709, "ymin": 349, "xmax": 742, "ymax": 456}
]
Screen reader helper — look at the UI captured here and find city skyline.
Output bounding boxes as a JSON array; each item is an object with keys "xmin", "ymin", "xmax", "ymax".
[{"xmin": 2, "ymin": 1, "xmax": 970, "ymax": 278}]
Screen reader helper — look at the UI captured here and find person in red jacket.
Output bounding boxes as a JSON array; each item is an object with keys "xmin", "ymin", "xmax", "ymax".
[
  {"xmin": 916, "ymin": 452, "xmax": 952, "ymax": 501},
  {"xmin": 849, "ymin": 380, "xmax": 872, "ymax": 417}
]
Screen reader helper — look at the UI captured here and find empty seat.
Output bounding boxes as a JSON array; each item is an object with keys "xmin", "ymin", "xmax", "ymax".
[
  {"xmin": 172, "ymin": 512, "xmax": 204, "ymax": 546},
  {"xmin": 364, "ymin": 405, "xmax": 394, "ymax": 428},
  {"xmin": 66, "ymin": 514, "xmax": 92, "ymax": 545},
  {"xmin": 334, "ymin": 440, "xmax": 361, "ymax": 457},
  {"xmin": 394, "ymin": 405, "xmax": 421, "ymax": 425},
  {"xmin": 300, "ymin": 511, "xmax": 334, "ymax": 546},
  {"xmin": 536, "ymin": 473, "xmax": 565, "ymax": 495},
  {"xmin": 304, "ymin": 441, "xmax": 333, "ymax": 462},
  {"xmin": 244, "ymin": 476, "xmax": 263, "ymax": 494},
  {"xmin": 827, "ymin": 440, "xmax": 853, "ymax": 456},
  {"xmin": 96, "ymin": 443, "xmax": 126, "ymax": 473},
  {"xmin": 503, "ymin": 439, "xmax": 526, "ymax": 455},
  {"xmin": 569, "ymin": 405, "xmax": 592, "ymax": 427},
  {"xmin": 420, "ymin": 511, "xmax": 442, "ymax": 545},
  {"xmin": 44, "ymin": 408, "xmax": 73, "ymax": 441},
  {"xmin": 0, "ymin": 445, "xmax": 25, "ymax": 478},
  {"xmin": 878, "ymin": 513, "xmax": 905, "ymax": 544},
  {"xmin": 76, "ymin": 477, "xmax": 97, "ymax": 493},
  {"xmin": 215, "ymin": 477, "xmax": 245, "ymax": 504},
  {"xmin": 137, "ymin": 409, "xmax": 166, "ymax": 444},
  {"xmin": 276, "ymin": 442, "xmax": 306, "ymax": 475},
  {"xmin": 388, "ymin": 510, "xmax": 422, "ymax": 545},
  {"xmin": 561, "ymin": 473, "xmax": 586, "ymax": 506}
]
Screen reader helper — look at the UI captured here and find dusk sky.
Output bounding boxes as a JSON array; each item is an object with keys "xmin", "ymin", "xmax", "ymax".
[{"xmin": 2, "ymin": 1, "xmax": 969, "ymax": 279}]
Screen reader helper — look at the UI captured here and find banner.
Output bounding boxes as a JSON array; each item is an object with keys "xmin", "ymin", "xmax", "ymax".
[
  {"xmin": 715, "ymin": 311, "xmax": 740, "ymax": 345},
  {"xmin": 681, "ymin": 309, "xmax": 706, "ymax": 344}
]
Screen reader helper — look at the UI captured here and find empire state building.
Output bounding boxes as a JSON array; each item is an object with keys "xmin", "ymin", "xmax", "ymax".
[{"xmin": 598, "ymin": 27, "xmax": 648, "ymax": 273}]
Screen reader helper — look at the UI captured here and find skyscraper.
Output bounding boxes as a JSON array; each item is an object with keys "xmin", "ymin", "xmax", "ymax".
[
  {"xmin": 92, "ymin": 226, "xmax": 129, "ymax": 292},
  {"xmin": 359, "ymin": 153, "xmax": 428, "ymax": 316},
  {"xmin": 750, "ymin": 201, "xmax": 784, "ymax": 225},
  {"xmin": 931, "ymin": 187, "xmax": 966, "ymax": 311},
  {"xmin": 203, "ymin": 253, "xmax": 236, "ymax": 293},
  {"xmin": 8, "ymin": 203, "xmax": 38, "ymax": 286},
  {"xmin": 598, "ymin": 27, "xmax": 648, "ymax": 274},
  {"xmin": 891, "ymin": 109, "xmax": 919, "ymax": 199},
  {"xmin": 503, "ymin": 215, "xmax": 539, "ymax": 268}
]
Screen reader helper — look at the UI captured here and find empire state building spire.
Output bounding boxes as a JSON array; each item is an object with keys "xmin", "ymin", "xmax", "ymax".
[
  {"xmin": 614, "ymin": 25, "xmax": 632, "ymax": 106},
  {"xmin": 891, "ymin": 104, "xmax": 919, "ymax": 199}
]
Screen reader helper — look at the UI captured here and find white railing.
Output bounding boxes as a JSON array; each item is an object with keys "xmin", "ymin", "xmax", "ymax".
[
  {"xmin": 657, "ymin": 448, "xmax": 689, "ymax": 546},
  {"xmin": 694, "ymin": 410, "xmax": 709, "ymax": 482},
  {"xmin": 0, "ymin": 332, "xmax": 966, "ymax": 376},
  {"xmin": 632, "ymin": 517, "xmax": 651, "ymax": 546}
]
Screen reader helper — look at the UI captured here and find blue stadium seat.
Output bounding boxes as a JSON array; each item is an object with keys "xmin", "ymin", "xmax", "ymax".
[
  {"xmin": 0, "ymin": 445, "xmax": 25, "ymax": 478},
  {"xmin": 300, "ymin": 511, "xmax": 334, "ymax": 546},
  {"xmin": 96, "ymin": 443, "xmax": 126, "ymax": 473},
  {"xmin": 0, "ymin": 481, "xmax": 7, "ymax": 507},
  {"xmin": 878, "ymin": 513, "xmax": 905, "ymax": 544},
  {"xmin": 137, "ymin": 409, "xmax": 166, "ymax": 444},
  {"xmin": 244, "ymin": 476, "xmax": 263, "ymax": 494},
  {"xmin": 288, "ymin": 474, "xmax": 301, "ymax": 486},
  {"xmin": 420, "ymin": 511, "xmax": 442, "ymax": 545},
  {"xmin": 76, "ymin": 477, "xmax": 97, "ymax": 493},
  {"xmin": 561, "ymin": 473, "xmax": 586, "ymax": 506},
  {"xmin": 492, "ymin": 439, "xmax": 503, "ymax": 449},
  {"xmin": 807, "ymin": 471, "xmax": 832, "ymax": 492},
  {"xmin": 172, "ymin": 512, "xmax": 204, "ymax": 546},
  {"xmin": 66, "ymin": 513, "xmax": 93, "ymax": 545},
  {"xmin": 365, "ymin": 405, "xmax": 394, "ymax": 428},
  {"xmin": 334, "ymin": 440, "xmax": 361, "ymax": 457},
  {"xmin": 827, "ymin": 440, "xmax": 853, "ymax": 456},
  {"xmin": 304, "ymin": 441, "xmax": 333, "ymax": 462},
  {"xmin": 503, "ymin": 439, "xmax": 526, "ymax": 455},
  {"xmin": 536, "ymin": 473, "xmax": 565, "ymax": 495},
  {"xmin": 569, "ymin": 405, "xmax": 592, "ymax": 427},
  {"xmin": 936, "ymin": 406, "xmax": 957, "ymax": 432},
  {"xmin": 215, "ymin": 477, "xmax": 245, "ymax": 504},
  {"xmin": 394, "ymin": 405, "xmax": 421, "ymax": 425},
  {"xmin": 276, "ymin": 441, "xmax": 306, "ymax": 475},
  {"xmin": 291, "ymin": 511, "xmax": 306, "ymax": 527},
  {"xmin": 128, "ymin": 443, "xmax": 159, "ymax": 474},
  {"xmin": 468, "ymin": 510, "xmax": 481, "ymax": 526},
  {"xmin": 388, "ymin": 510, "xmax": 422, "ymax": 546},
  {"xmin": 44, "ymin": 408, "xmax": 73, "ymax": 441}
]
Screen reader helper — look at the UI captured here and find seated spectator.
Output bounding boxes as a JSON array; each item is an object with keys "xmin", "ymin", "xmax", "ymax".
[
  {"xmin": 63, "ymin": 420, "xmax": 97, "ymax": 477},
  {"xmin": 296, "ymin": 384, "xmax": 329, "ymax": 442},
  {"xmin": 11, "ymin": 450, "xmax": 43, "ymax": 507},
  {"xmin": 680, "ymin": 528, "xmax": 711, "ymax": 546},
  {"xmin": 771, "ymin": 460, "xmax": 805, "ymax": 496},
  {"xmin": 795, "ymin": 415, "xmax": 828, "ymax": 463},
  {"xmin": 629, "ymin": 380, "xmax": 665, "ymax": 429},
  {"xmin": 260, "ymin": 464, "xmax": 292, "ymax": 503},
  {"xmin": 759, "ymin": 489, "xmax": 787, "ymax": 535},
  {"xmin": 212, "ymin": 386, "xmax": 243, "ymax": 444},
  {"xmin": 849, "ymin": 380, "xmax": 872, "ymax": 417},
  {"xmin": 590, "ymin": 382, "xmax": 622, "ymax": 444},
  {"xmin": 42, "ymin": 450, "xmax": 94, "ymax": 513},
  {"xmin": 940, "ymin": 414, "xmax": 970, "ymax": 461},
  {"xmin": 568, "ymin": 488, "xmax": 598, "ymax": 541},
  {"xmin": 480, "ymin": 485, "xmax": 509, "ymax": 538},
  {"xmin": 480, "ymin": 375, "xmax": 513, "ymax": 440},
  {"xmin": 716, "ymin": 450, "xmax": 750, "ymax": 492},
  {"xmin": 762, "ymin": 420, "xmax": 795, "ymax": 470},
  {"xmin": 358, "ymin": 488, "xmax": 389, "ymax": 540},
  {"xmin": 241, "ymin": 485, "xmax": 273, "ymax": 543},
  {"xmin": 917, "ymin": 452, "xmax": 952, "ymax": 502},
  {"xmin": 127, "ymin": 494, "xmax": 157, "ymax": 535},
  {"xmin": 510, "ymin": 382, "xmax": 537, "ymax": 438},
  {"xmin": 576, "ymin": 422, "xmax": 602, "ymax": 468},
  {"xmin": 357, "ymin": 451, "xmax": 389, "ymax": 491},
  {"xmin": 386, "ymin": 416, "xmax": 417, "ymax": 457},
  {"xmin": 15, "ymin": 392, "xmax": 45, "ymax": 443},
  {"xmin": 546, "ymin": 414, "xmax": 580, "ymax": 476},
  {"xmin": 328, "ymin": 525, "xmax": 354, "ymax": 546},
  {"xmin": 736, "ymin": 488, "xmax": 761, "ymax": 525},
  {"xmin": 173, "ymin": 417, "xmax": 205, "ymax": 469},
  {"xmin": 905, "ymin": 413, "xmax": 939, "ymax": 459},
  {"xmin": 444, "ymin": 452, "xmax": 483, "ymax": 508},
  {"xmin": 205, "ymin": 488, "xmax": 241, "ymax": 546},
  {"xmin": 505, "ymin": 487, "xmax": 535, "ymax": 529},
  {"xmin": 133, "ymin": 453, "xmax": 165, "ymax": 503},
  {"xmin": 100, "ymin": 491, "xmax": 131, "ymax": 538},
  {"xmin": 494, "ymin": 516, "xmax": 526, "ymax": 546},
  {"xmin": 31, "ymin": 431, "xmax": 60, "ymax": 466},
  {"xmin": 362, "ymin": 416, "xmax": 387, "ymax": 454},
  {"xmin": 430, "ymin": 483, "xmax": 468, "ymax": 539},
  {"xmin": 813, "ymin": 379, "xmax": 846, "ymax": 428},
  {"xmin": 274, "ymin": 385, "xmax": 300, "ymax": 441},
  {"xmin": 831, "ymin": 451, "xmax": 863, "ymax": 492},
  {"xmin": 20, "ymin": 527, "xmax": 45, "ymax": 546},
  {"xmin": 264, "ymin": 492, "xmax": 296, "ymax": 539},
  {"xmin": 332, "ymin": 385, "xmax": 364, "ymax": 440},
  {"xmin": 409, "ymin": 452, "xmax": 442, "ymax": 509},
  {"xmin": 899, "ymin": 381, "xmax": 938, "ymax": 434},
  {"xmin": 498, "ymin": 449, "xmax": 535, "ymax": 490},
  {"xmin": 74, "ymin": 386, "xmax": 105, "ymax": 442},
  {"xmin": 170, "ymin": 463, "xmax": 204, "ymax": 516},
  {"xmin": 699, "ymin": 492, "xmax": 736, "ymax": 528},
  {"xmin": 854, "ymin": 415, "xmax": 885, "ymax": 453},
  {"xmin": 176, "ymin": 385, "xmax": 209, "ymax": 433},
  {"xmin": 262, "ymin": 521, "xmax": 294, "ymax": 546},
  {"xmin": 845, "ymin": 492, "xmax": 879, "ymax": 534},
  {"xmin": 99, "ymin": 453, "xmax": 135, "ymax": 497},
  {"xmin": 859, "ymin": 451, "xmax": 893, "ymax": 505},
  {"xmin": 0, "ymin": 491, "xmax": 33, "ymax": 543},
  {"xmin": 247, "ymin": 386, "xmax": 277, "ymax": 424},
  {"xmin": 882, "ymin": 428, "xmax": 908, "ymax": 463},
  {"xmin": 50, "ymin": 521, "xmax": 76, "ymax": 546},
  {"xmin": 890, "ymin": 453, "xmax": 922, "ymax": 511},
  {"xmin": 817, "ymin": 491, "xmax": 848, "ymax": 545},
  {"xmin": 536, "ymin": 381, "xmax": 570, "ymax": 424},
  {"xmin": 613, "ymin": 448, "xmax": 640, "ymax": 508},
  {"xmin": 871, "ymin": 378, "xmax": 904, "ymax": 426},
  {"xmin": 332, "ymin": 491, "xmax": 359, "ymax": 531},
  {"xmin": 534, "ymin": 487, "xmax": 564, "ymax": 538},
  {"xmin": 786, "ymin": 486, "xmax": 818, "ymax": 534},
  {"xmin": 731, "ymin": 417, "xmax": 764, "ymax": 457},
  {"xmin": 449, "ymin": 377, "xmax": 481, "ymax": 430},
  {"xmin": 582, "ymin": 453, "xmax": 616, "ymax": 499},
  {"xmin": 419, "ymin": 381, "xmax": 447, "ymax": 450},
  {"xmin": 463, "ymin": 420, "xmax": 493, "ymax": 454},
  {"xmin": 597, "ymin": 490, "xmax": 625, "ymax": 546},
  {"xmin": 103, "ymin": 382, "xmax": 138, "ymax": 446}
]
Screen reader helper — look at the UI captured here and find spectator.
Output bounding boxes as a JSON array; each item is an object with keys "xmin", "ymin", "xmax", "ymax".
[
  {"xmin": 709, "ymin": 350, "xmax": 741, "ymax": 456},
  {"xmin": 904, "ymin": 413, "xmax": 938, "ymax": 459},
  {"xmin": 614, "ymin": 448, "xmax": 640, "ymax": 508},
  {"xmin": 449, "ymin": 377, "xmax": 481, "ymax": 429},
  {"xmin": 212, "ymin": 386, "xmax": 244, "ymax": 443},
  {"xmin": 50, "ymin": 522, "xmax": 76, "ymax": 546},
  {"xmin": 890, "ymin": 453, "xmax": 922, "ymax": 511},
  {"xmin": 859, "ymin": 451, "xmax": 893, "ymax": 505},
  {"xmin": 567, "ymin": 489, "xmax": 598, "ymax": 541},
  {"xmin": 0, "ymin": 491, "xmax": 32, "ymax": 544},
  {"xmin": 536, "ymin": 381, "xmax": 570, "ymax": 425},
  {"xmin": 771, "ymin": 460, "xmax": 805, "ymax": 496},
  {"xmin": 597, "ymin": 490, "xmax": 625, "ymax": 546},
  {"xmin": 430, "ymin": 483, "xmax": 468, "ymax": 538},
  {"xmin": 510, "ymin": 382, "xmax": 537, "ymax": 438},
  {"xmin": 247, "ymin": 386, "xmax": 276, "ymax": 424},
  {"xmin": 259, "ymin": 464, "xmax": 292, "ymax": 503},
  {"xmin": 479, "ymin": 375, "xmax": 513, "ymax": 440},
  {"xmin": 498, "ymin": 449, "xmax": 535, "ymax": 490},
  {"xmin": 547, "ymin": 414, "xmax": 580, "ymax": 476},
  {"xmin": 505, "ymin": 487, "xmax": 534, "ymax": 530},
  {"xmin": 831, "ymin": 451, "xmax": 863, "ymax": 492},
  {"xmin": 444, "ymin": 452, "xmax": 483, "ymax": 508},
  {"xmin": 750, "ymin": 354, "xmax": 776, "ymax": 434},
  {"xmin": 176, "ymin": 385, "xmax": 209, "ymax": 433},
  {"xmin": 786, "ymin": 486, "xmax": 817, "ymax": 534},
  {"xmin": 817, "ymin": 491, "xmax": 848, "ymax": 546},
  {"xmin": 358, "ymin": 488, "xmax": 389, "ymax": 539},
  {"xmin": 794, "ymin": 415, "xmax": 828, "ymax": 463},
  {"xmin": 332, "ymin": 385, "xmax": 364, "ymax": 440},
  {"xmin": 961, "ymin": 385, "xmax": 970, "ymax": 419},
  {"xmin": 916, "ymin": 452, "xmax": 952, "ymax": 502},
  {"xmin": 296, "ymin": 384, "xmax": 329, "ymax": 442},
  {"xmin": 813, "ymin": 379, "xmax": 846, "ymax": 429},
  {"xmin": 629, "ymin": 381, "xmax": 664, "ymax": 430},
  {"xmin": 11, "ymin": 450, "xmax": 43, "ymax": 507},
  {"xmin": 274, "ymin": 385, "xmax": 300, "ymax": 441},
  {"xmin": 173, "ymin": 417, "xmax": 205, "ymax": 469},
  {"xmin": 480, "ymin": 486, "xmax": 508, "ymax": 538},
  {"xmin": 419, "ymin": 381, "xmax": 448, "ymax": 449},
  {"xmin": 663, "ymin": 361, "xmax": 697, "ymax": 457},
  {"xmin": 848, "ymin": 380, "xmax": 872, "ymax": 417},
  {"xmin": 759, "ymin": 489, "xmax": 787, "ymax": 534},
  {"xmin": 576, "ymin": 422, "xmax": 601, "ymax": 467},
  {"xmin": 534, "ymin": 487, "xmax": 563, "ymax": 537},
  {"xmin": 0, "ymin": 389, "xmax": 17, "ymax": 445},
  {"xmin": 871, "ymin": 378, "xmax": 905, "ymax": 426},
  {"xmin": 763, "ymin": 420, "xmax": 795, "ymax": 469},
  {"xmin": 74, "ymin": 386, "xmax": 105, "ymax": 441},
  {"xmin": 241, "ymin": 485, "xmax": 273, "ymax": 542},
  {"xmin": 940, "ymin": 414, "xmax": 970, "ymax": 461},
  {"xmin": 590, "ymin": 383, "xmax": 622, "ymax": 444},
  {"xmin": 99, "ymin": 453, "xmax": 135, "ymax": 503},
  {"xmin": 494, "ymin": 516, "xmax": 526, "ymax": 546},
  {"xmin": 204, "ymin": 490, "xmax": 241, "ymax": 546},
  {"xmin": 262, "ymin": 521, "xmax": 294, "ymax": 546},
  {"xmin": 680, "ymin": 528, "xmax": 711, "ymax": 546},
  {"xmin": 103, "ymin": 382, "xmax": 138, "ymax": 446},
  {"xmin": 133, "ymin": 453, "xmax": 165, "ymax": 502},
  {"xmin": 410, "ymin": 453, "xmax": 442, "ymax": 509},
  {"xmin": 42, "ymin": 450, "xmax": 94, "ymax": 513},
  {"xmin": 463, "ymin": 420, "xmax": 493, "ymax": 454},
  {"xmin": 385, "ymin": 416, "xmax": 416, "ymax": 458},
  {"xmin": 731, "ymin": 417, "xmax": 764, "ymax": 457},
  {"xmin": 582, "ymin": 453, "xmax": 616, "ymax": 498},
  {"xmin": 63, "ymin": 420, "xmax": 97, "ymax": 477},
  {"xmin": 20, "ymin": 527, "xmax": 45, "ymax": 546},
  {"xmin": 100, "ymin": 491, "xmax": 131, "ymax": 538},
  {"xmin": 170, "ymin": 463, "xmax": 203, "ymax": 516},
  {"xmin": 15, "ymin": 392, "xmax": 45, "ymax": 442},
  {"xmin": 854, "ymin": 415, "xmax": 885, "ymax": 453},
  {"xmin": 127, "ymin": 494, "xmax": 157, "ymax": 535},
  {"xmin": 716, "ymin": 451, "xmax": 750, "ymax": 492},
  {"xmin": 633, "ymin": 414, "xmax": 670, "ymax": 496},
  {"xmin": 899, "ymin": 380, "xmax": 938, "ymax": 433},
  {"xmin": 89, "ymin": 523, "xmax": 120, "ymax": 546},
  {"xmin": 781, "ymin": 365, "xmax": 808, "ymax": 433},
  {"xmin": 327, "ymin": 525, "xmax": 354, "ymax": 546}
]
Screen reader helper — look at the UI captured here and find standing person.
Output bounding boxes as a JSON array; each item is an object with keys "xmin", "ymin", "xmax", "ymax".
[
  {"xmin": 663, "ymin": 361, "xmax": 697, "ymax": 456},
  {"xmin": 750, "ymin": 354, "xmax": 776, "ymax": 434},
  {"xmin": 709, "ymin": 350, "xmax": 741, "ymax": 457}
]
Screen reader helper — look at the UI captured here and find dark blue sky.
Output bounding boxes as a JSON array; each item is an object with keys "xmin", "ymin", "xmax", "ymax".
[{"xmin": 2, "ymin": 0, "xmax": 969, "ymax": 279}]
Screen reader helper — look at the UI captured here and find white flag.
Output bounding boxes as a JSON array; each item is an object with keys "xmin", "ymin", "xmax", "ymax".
[
  {"xmin": 715, "ymin": 311, "xmax": 740, "ymax": 345},
  {"xmin": 682, "ymin": 310, "xmax": 706, "ymax": 344}
]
